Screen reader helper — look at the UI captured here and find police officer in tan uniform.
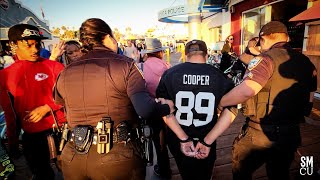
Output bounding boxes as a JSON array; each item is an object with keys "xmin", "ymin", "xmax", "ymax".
[
  {"xmin": 53, "ymin": 18, "xmax": 174, "ymax": 180},
  {"xmin": 219, "ymin": 21, "xmax": 317, "ymax": 179}
]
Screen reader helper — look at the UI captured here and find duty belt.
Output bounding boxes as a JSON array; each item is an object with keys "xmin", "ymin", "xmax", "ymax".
[
  {"xmin": 69, "ymin": 124, "xmax": 132, "ymax": 145},
  {"xmin": 247, "ymin": 120, "xmax": 298, "ymax": 133},
  {"xmin": 69, "ymin": 131, "xmax": 128, "ymax": 144}
]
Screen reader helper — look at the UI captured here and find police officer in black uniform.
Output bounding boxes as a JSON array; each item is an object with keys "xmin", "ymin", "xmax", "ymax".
[
  {"xmin": 219, "ymin": 21, "xmax": 317, "ymax": 180},
  {"xmin": 53, "ymin": 18, "xmax": 174, "ymax": 180}
]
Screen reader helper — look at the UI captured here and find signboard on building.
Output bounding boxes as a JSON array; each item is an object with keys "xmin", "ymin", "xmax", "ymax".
[{"xmin": 158, "ymin": 5, "xmax": 199, "ymax": 20}]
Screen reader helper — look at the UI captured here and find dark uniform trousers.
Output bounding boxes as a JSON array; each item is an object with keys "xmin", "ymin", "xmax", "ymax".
[
  {"xmin": 22, "ymin": 130, "xmax": 55, "ymax": 180},
  {"xmin": 232, "ymin": 124, "xmax": 300, "ymax": 180},
  {"xmin": 167, "ymin": 131, "xmax": 216, "ymax": 180},
  {"xmin": 60, "ymin": 141, "xmax": 146, "ymax": 180}
]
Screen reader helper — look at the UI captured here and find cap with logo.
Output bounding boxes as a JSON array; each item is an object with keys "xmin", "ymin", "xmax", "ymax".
[
  {"xmin": 185, "ymin": 39, "xmax": 207, "ymax": 55},
  {"xmin": 8, "ymin": 24, "xmax": 48, "ymax": 42}
]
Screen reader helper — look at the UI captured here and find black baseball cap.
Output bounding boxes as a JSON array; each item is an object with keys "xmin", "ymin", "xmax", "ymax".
[
  {"xmin": 256, "ymin": 21, "xmax": 288, "ymax": 46},
  {"xmin": 185, "ymin": 39, "xmax": 207, "ymax": 55},
  {"xmin": 8, "ymin": 24, "xmax": 48, "ymax": 41}
]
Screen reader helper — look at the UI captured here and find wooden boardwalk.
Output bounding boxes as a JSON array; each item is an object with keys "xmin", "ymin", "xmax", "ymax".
[{"xmin": 147, "ymin": 113, "xmax": 320, "ymax": 180}]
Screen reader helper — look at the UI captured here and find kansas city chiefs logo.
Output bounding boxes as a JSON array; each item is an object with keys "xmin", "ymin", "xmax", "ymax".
[{"xmin": 35, "ymin": 73, "xmax": 49, "ymax": 81}]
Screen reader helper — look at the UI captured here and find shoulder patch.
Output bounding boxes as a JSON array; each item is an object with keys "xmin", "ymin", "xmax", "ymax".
[{"xmin": 248, "ymin": 57, "xmax": 263, "ymax": 71}]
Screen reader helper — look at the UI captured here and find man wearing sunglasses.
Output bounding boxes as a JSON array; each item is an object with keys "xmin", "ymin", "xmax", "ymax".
[{"xmin": 219, "ymin": 21, "xmax": 317, "ymax": 179}]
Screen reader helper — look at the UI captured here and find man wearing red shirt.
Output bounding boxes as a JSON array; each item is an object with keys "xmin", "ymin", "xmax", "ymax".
[{"xmin": 0, "ymin": 24, "xmax": 65, "ymax": 180}]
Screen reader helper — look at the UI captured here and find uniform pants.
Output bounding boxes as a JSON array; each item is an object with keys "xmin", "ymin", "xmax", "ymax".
[
  {"xmin": 232, "ymin": 126, "xmax": 300, "ymax": 180},
  {"xmin": 167, "ymin": 132, "xmax": 216, "ymax": 180},
  {"xmin": 61, "ymin": 141, "xmax": 145, "ymax": 180},
  {"xmin": 152, "ymin": 119, "xmax": 171, "ymax": 176},
  {"xmin": 22, "ymin": 131, "xmax": 55, "ymax": 180}
]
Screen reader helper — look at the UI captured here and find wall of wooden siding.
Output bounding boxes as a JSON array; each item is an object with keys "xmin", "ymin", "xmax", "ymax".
[{"xmin": 304, "ymin": 21, "xmax": 320, "ymax": 92}]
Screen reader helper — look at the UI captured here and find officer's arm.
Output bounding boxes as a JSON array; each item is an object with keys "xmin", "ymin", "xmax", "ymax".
[
  {"xmin": 163, "ymin": 115, "xmax": 189, "ymax": 141},
  {"xmin": 203, "ymin": 108, "xmax": 236, "ymax": 145},
  {"xmin": 128, "ymin": 64, "xmax": 171, "ymax": 119},
  {"xmin": 220, "ymin": 80, "xmax": 262, "ymax": 107},
  {"xmin": 130, "ymin": 92, "xmax": 170, "ymax": 119},
  {"xmin": 53, "ymin": 73, "xmax": 65, "ymax": 106}
]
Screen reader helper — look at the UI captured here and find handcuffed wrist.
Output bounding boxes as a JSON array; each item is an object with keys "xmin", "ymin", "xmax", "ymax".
[
  {"xmin": 200, "ymin": 139, "xmax": 212, "ymax": 147},
  {"xmin": 180, "ymin": 137, "xmax": 193, "ymax": 143}
]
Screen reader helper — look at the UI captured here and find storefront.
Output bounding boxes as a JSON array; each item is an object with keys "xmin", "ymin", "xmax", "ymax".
[
  {"xmin": 158, "ymin": 0, "xmax": 229, "ymax": 43},
  {"xmin": 230, "ymin": 0, "xmax": 308, "ymax": 54},
  {"xmin": 291, "ymin": 1, "xmax": 320, "ymax": 91}
]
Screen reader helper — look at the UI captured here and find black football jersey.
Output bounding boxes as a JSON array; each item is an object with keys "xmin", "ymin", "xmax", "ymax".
[{"xmin": 156, "ymin": 62, "xmax": 234, "ymax": 138}]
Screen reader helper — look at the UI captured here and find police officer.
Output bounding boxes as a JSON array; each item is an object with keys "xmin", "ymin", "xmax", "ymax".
[
  {"xmin": 219, "ymin": 21, "xmax": 317, "ymax": 179},
  {"xmin": 53, "ymin": 18, "xmax": 174, "ymax": 180}
]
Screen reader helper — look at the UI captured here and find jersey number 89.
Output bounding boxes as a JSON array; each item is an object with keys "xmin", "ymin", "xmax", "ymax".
[{"xmin": 175, "ymin": 91, "xmax": 215, "ymax": 127}]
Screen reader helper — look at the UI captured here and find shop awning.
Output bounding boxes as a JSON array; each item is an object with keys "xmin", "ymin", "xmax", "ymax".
[{"xmin": 289, "ymin": 3, "xmax": 320, "ymax": 22}]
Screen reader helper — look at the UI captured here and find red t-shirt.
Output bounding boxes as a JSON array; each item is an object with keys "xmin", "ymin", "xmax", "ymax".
[{"xmin": 0, "ymin": 58, "xmax": 65, "ymax": 144}]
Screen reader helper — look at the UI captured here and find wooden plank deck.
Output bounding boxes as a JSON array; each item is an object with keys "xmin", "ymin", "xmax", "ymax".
[{"xmin": 146, "ymin": 113, "xmax": 320, "ymax": 180}]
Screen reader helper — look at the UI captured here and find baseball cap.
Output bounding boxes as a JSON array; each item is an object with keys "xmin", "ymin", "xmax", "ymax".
[
  {"xmin": 8, "ymin": 24, "xmax": 48, "ymax": 41},
  {"xmin": 259, "ymin": 21, "xmax": 288, "ymax": 37},
  {"xmin": 185, "ymin": 39, "xmax": 207, "ymax": 55},
  {"xmin": 256, "ymin": 21, "xmax": 288, "ymax": 46}
]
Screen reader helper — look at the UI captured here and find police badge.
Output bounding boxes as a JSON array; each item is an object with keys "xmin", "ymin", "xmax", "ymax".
[{"xmin": 248, "ymin": 57, "xmax": 263, "ymax": 71}]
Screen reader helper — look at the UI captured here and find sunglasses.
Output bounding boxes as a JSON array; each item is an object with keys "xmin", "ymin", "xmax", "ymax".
[{"xmin": 229, "ymin": 38, "xmax": 234, "ymax": 40}]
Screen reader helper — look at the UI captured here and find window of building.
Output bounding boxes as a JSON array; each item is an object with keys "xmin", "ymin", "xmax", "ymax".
[
  {"xmin": 208, "ymin": 26, "xmax": 222, "ymax": 52},
  {"xmin": 241, "ymin": 6, "xmax": 268, "ymax": 53},
  {"xmin": 241, "ymin": 0, "xmax": 307, "ymax": 52}
]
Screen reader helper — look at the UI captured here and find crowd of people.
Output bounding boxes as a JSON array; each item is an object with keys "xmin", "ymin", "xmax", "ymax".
[{"xmin": 0, "ymin": 19, "xmax": 317, "ymax": 180}]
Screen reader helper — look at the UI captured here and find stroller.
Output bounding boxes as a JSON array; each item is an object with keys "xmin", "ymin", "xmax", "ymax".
[{"xmin": 223, "ymin": 53, "xmax": 246, "ymax": 86}]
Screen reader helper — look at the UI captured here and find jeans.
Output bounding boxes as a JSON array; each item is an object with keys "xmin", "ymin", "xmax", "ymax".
[{"xmin": 22, "ymin": 131, "xmax": 55, "ymax": 180}]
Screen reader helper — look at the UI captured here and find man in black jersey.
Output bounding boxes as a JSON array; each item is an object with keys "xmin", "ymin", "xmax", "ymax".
[{"xmin": 156, "ymin": 40, "xmax": 238, "ymax": 180}]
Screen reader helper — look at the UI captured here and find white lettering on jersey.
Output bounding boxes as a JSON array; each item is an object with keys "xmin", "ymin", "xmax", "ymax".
[
  {"xmin": 35, "ymin": 73, "xmax": 49, "ymax": 81},
  {"xmin": 175, "ymin": 91, "xmax": 215, "ymax": 127},
  {"xmin": 183, "ymin": 74, "xmax": 209, "ymax": 85}
]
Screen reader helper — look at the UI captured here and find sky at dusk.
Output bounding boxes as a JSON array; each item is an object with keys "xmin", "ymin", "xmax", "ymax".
[{"xmin": 18, "ymin": 0, "xmax": 186, "ymax": 33}]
